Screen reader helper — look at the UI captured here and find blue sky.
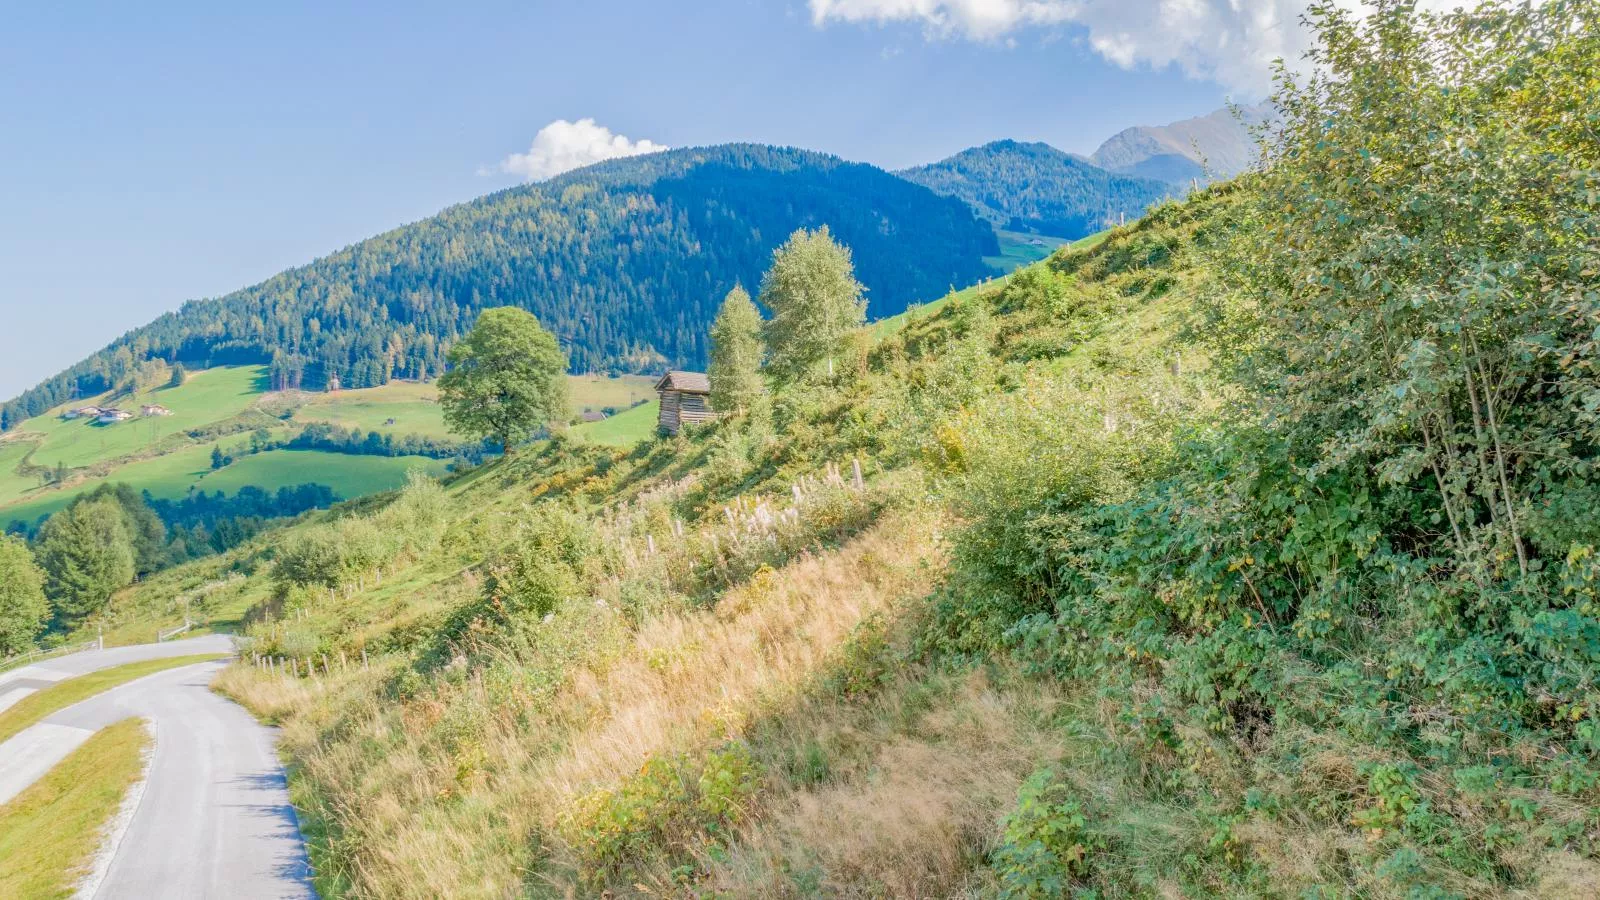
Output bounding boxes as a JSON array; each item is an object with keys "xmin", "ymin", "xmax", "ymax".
[{"xmin": 0, "ymin": 0, "xmax": 1293, "ymax": 400}]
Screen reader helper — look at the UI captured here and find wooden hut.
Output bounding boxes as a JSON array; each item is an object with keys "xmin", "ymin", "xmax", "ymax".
[{"xmin": 655, "ymin": 371, "xmax": 714, "ymax": 435}]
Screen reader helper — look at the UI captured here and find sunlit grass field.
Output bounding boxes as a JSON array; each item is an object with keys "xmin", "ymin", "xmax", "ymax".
[
  {"xmin": 0, "ymin": 439, "xmax": 38, "ymax": 507},
  {"xmin": 0, "ymin": 718, "xmax": 151, "ymax": 899},
  {"xmin": 0, "ymin": 442, "xmax": 222, "ymax": 529},
  {"xmin": 195, "ymin": 450, "xmax": 448, "ymax": 497},
  {"xmin": 985, "ymin": 229, "xmax": 1072, "ymax": 273},
  {"xmin": 570, "ymin": 400, "xmax": 660, "ymax": 446},
  {"xmin": 290, "ymin": 380, "xmax": 451, "ymax": 439},
  {"xmin": 291, "ymin": 374, "xmax": 657, "ymax": 438},
  {"xmin": 566, "ymin": 374, "xmax": 657, "ymax": 414}
]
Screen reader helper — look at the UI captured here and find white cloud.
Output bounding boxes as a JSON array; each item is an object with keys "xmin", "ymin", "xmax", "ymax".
[
  {"xmin": 808, "ymin": 0, "xmax": 1464, "ymax": 94},
  {"xmin": 493, "ymin": 118, "xmax": 668, "ymax": 182}
]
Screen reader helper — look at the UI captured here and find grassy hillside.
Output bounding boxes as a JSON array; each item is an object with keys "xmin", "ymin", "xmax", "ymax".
[
  {"xmin": 568, "ymin": 400, "xmax": 661, "ymax": 447},
  {"xmin": 986, "ymin": 229, "xmax": 1072, "ymax": 273},
  {"xmin": 22, "ymin": 366, "xmax": 268, "ymax": 469}
]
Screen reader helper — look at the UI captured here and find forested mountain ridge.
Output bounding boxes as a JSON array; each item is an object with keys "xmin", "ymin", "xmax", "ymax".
[
  {"xmin": 1, "ymin": 144, "xmax": 995, "ymax": 430},
  {"xmin": 897, "ymin": 140, "xmax": 1175, "ymax": 238}
]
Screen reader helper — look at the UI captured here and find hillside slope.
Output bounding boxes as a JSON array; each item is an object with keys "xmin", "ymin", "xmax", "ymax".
[
  {"xmin": 898, "ymin": 140, "xmax": 1173, "ymax": 238},
  {"xmin": 104, "ymin": 5, "xmax": 1600, "ymax": 896},
  {"xmin": 2, "ymin": 145, "xmax": 996, "ymax": 429}
]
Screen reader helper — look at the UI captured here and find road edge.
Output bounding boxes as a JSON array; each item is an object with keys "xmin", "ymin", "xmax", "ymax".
[{"xmin": 72, "ymin": 718, "xmax": 156, "ymax": 900}]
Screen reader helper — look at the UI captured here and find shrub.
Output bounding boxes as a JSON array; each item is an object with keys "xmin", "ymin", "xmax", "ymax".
[
  {"xmin": 562, "ymin": 742, "xmax": 761, "ymax": 884},
  {"xmin": 992, "ymin": 769, "xmax": 1103, "ymax": 898}
]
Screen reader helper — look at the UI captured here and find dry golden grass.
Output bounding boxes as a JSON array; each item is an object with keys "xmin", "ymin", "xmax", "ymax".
[
  {"xmin": 537, "ymin": 510, "xmax": 943, "ymax": 807},
  {"xmin": 218, "ymin": 507, "xmax": 948, "ymax": 899},
  {"xmin": 710, "ymin": 668, "xmax": 1065, "ymax": 898}
]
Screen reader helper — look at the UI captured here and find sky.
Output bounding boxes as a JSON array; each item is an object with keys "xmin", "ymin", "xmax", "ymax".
[{"xmin": 0, "ymin": 0, "xmax": 1327, "ymax": 401}]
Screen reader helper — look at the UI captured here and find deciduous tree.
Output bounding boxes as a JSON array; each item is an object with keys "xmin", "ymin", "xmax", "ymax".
[
  {"xmin": 0, "ymin": 536, "xmax": 48, "ymax": 656},
  {"xmin": 759, "ymin": 226, "xmax": 866, "ymax": 381},
  {"xmin": 438, "ymin": 307, "xmax": 569, "ymax": 455}
]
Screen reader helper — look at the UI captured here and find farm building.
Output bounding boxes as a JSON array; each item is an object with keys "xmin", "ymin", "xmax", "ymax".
[
  {"xmin": 141, "ymin": 404, "xmax": 173, "ymax": 417},
  {"xmin": 654, "ymin": 371, "xmax": 715, "ymax": 435},
  {"xmin": 64, "ymin": 406, "xmax": 104, "ymax": 420},
  {"xmin": 580, "ymin": 410, "xmax": 608, "ymax": 423},
  {"xmin": 97, "ymin": 408, "xmax": 134, "ymax": 424}
]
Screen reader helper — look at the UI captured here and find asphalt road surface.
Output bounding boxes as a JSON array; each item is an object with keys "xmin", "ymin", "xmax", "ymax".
[{"xmin": 0, "ymin": 638, "xmax": 316, "ymax": 899}]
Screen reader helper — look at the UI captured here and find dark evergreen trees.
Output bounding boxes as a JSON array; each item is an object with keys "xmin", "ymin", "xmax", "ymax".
[
  {"xmin": 35, "ymin": 496, "xmax": 136, "ymax": 627},
  {"xmin": 898, "ymin": 140, "xmax": 1175, "ymax": 238}
]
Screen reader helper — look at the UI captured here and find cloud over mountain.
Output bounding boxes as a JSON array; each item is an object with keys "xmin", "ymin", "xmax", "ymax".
[{"xmin": 495, "ymin": 119, "xmax": 668, "ymax": 181}]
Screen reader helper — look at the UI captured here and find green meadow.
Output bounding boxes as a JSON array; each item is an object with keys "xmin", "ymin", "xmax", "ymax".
[
  {"xmin": 0, "ymin": 440, "xmax": 38, "ymax": 507},
  {"xmin": 291, "ymin": 374, "xmax": 658, "ymax": 439},
  {"xmin": 985, "ymin": 229, "xmax": 1072, "ymax": 273},
  {"xmin": 0, "ymin": 442, "xmax": 223, "ymax": 528},
  {"xmin": 570, "ymin": 400, "xmax": 659, "ymax": 446},
  {"xmin": 566, "ymin": 374, "xmax": 658, "ymax": 413},
  {"xmin": 20, "ymin": 366, "xmax": 267, "ymax": 469},
  {"xmin": 290, "ymin": 380, "xmax": 451, "ymax": 439},
  {"xmin": 195, "ymin": 450, "xmax": 448, "ymax": 496}
]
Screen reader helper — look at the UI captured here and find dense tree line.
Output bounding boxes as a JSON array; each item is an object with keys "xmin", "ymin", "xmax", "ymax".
[
  {"xmin": 0, "ymin": 479, "xmax": 344, "ymax": 650},
  {"xmin": 146, "ymin": 483, "xmax": 337, "ymax": 532},
  {"xmin": 146, "ymin": 484, "xmax": 338, "ymax": 555},
  {"xmin": 264, "ymin": 423, "xmax": 494, "ymax": 462},
  {"xmin": 2, "ymin": 145, "xmax": 997, "ymax": 430},
  {"xmin": 898, "ymin": 140, "xmax": 1176, "ymax": 238}
]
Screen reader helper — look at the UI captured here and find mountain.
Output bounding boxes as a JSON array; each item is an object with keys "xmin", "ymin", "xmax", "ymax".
[
  {"xmin": 1091, "ymin": 102, "xmax": 1272, "ymax": 185},
  {"xmin": 1, "ymin": 144, "xmax": 997, "ymax": 430},
  {"xmin": 897, "ymin": 140, "xmax": 1175, "ymax": 239}
]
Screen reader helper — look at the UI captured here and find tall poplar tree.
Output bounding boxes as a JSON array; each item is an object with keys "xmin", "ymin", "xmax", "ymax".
[{"xmin": 707, "ymin": 286, "xmax": 765, "ymax": 415}]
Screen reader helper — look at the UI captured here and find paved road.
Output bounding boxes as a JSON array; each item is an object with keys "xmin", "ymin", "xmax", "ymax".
[
  {"xmin": 0, "ymin": 634, "xmax": 237, "ymax": 715},
  {"xmin": 0, "ymin": 640, "xmax": 316, "ymax": 899}
]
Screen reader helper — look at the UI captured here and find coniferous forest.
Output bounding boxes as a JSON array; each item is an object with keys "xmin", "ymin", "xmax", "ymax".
[{"xmin": 898, "ymin": 139, "xmax": 1178, "ymax": 238}]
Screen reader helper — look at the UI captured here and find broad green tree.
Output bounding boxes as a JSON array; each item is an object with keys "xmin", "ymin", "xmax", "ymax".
[
  {"xmin": 0, "ymin": 536, "xmax": 48, "ymax": 656},
  {"xmin": 758, "ymin": 226, "xmax": 867, "ymax": 380},
  {"xmin": 438, "ymin": 307, "xmax": 569, "ymax": 455},
  {"xmin": 35, "ymin": 496, "xmax": 136, "ymax": 627},
  {"xmin": 707, "ymin": 285, "xmax": 765, "ymax": 415},
  {"xmin": 1206, "ymin": 0, "xmax": 1600, "ymax": 582}
]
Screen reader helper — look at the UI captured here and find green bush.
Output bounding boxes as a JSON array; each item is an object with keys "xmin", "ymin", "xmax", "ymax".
[
  {"xmin": 562, "ymin": 741, "xmax": 761, "ymax": 884},
  {"xmin": 992, "ymin": 768, "xmax": 1104, "ymax": 898}
]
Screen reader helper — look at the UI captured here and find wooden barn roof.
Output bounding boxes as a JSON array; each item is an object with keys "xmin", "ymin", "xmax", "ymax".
[{"xmin": 655, "ymin": 370, "xmax": 711, "ymax": 394}]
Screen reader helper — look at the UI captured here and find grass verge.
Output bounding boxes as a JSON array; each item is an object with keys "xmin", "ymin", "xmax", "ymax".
[
  {"xmin": 0, "ymin": 718, "xmax": 151, "ymax": 899},
  {"xmin": 0, "ymin": 654, "xmax": 226, "ymax": 744}
]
